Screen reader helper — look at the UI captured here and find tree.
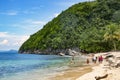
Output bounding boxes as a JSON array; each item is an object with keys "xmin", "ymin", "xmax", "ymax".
[
  {"xmin": 79, "ymin": 27, "xmax": 106, "ymax": 53},
  {"xmin": 104, "ymin": 23, "xmax": 120, "ymax": 51}
]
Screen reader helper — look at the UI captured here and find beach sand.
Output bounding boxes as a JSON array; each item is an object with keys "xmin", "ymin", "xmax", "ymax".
[
  {"xmin": 77, "ymin": 52, "xmax": 120, "ymax": 80},
  {"xmin": 49, "ymin": 65, "xmax": 93, "ymax": 80},
  {"xmin": 49, "ymin": 52, "xmax": 120, "ymax": 80}
]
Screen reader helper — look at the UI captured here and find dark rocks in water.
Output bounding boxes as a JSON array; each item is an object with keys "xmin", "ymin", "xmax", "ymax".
[{"xmin": 20, "ymin": 48, "xmax": 81, "ymax": 55}]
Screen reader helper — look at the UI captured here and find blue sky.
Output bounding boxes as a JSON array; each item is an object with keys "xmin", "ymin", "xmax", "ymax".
[{"xmin": 0, "ymin": 0, "xmax": 92, "ymax": 50}]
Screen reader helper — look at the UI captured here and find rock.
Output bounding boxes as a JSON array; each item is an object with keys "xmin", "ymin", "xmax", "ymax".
[{"xmin": 59, "ymin": 52, "xmax": 65, "ymax": 56}]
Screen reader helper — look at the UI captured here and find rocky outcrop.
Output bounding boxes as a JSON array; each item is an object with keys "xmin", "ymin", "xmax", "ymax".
[{"xmin": 19, "ymin": 47, "xmax": 81, "ymax": 55}]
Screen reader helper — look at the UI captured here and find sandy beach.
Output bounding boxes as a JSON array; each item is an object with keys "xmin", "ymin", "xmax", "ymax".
[
  {"xmin": 48, "ymin": 55, "xmax": 98, "ymax": 80},
  {"xmin": 49, "ymin": 52, "xmax": 120, "ymax": 80},
  {"xmin": 77, "ymin": 52, "xmax": 120, "ymax": 80},
  {"xmin": 49, "ymin": 65, "xmax": 93, "ymax": 80}
]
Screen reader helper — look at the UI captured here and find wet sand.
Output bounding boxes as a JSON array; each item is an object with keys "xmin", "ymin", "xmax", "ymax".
[{"xmin": 49, "ymin": 65, "xmax": 93, "ymax": 80}]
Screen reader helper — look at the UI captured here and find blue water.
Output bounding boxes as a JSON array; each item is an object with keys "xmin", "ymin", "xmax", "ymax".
[{"xmin": 0, "ymin": 51, "xmax": 72, "ymax": 80}]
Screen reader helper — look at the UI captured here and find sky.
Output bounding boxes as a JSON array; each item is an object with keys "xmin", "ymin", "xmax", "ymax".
[{"xmin": 0, "ymin": 0, "xmax": 93, "ymax": 51}]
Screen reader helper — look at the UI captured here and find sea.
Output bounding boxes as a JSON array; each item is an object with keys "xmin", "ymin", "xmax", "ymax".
[{"xmin": 0, "ymin": 51, "xmax": 85, "ymax": 80}]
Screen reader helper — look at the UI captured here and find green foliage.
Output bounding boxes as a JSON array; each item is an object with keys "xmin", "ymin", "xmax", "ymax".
[
  {"xmin": 104, "ymin": 23, "xmax": 120, "ymax": 51},
  {"xmin": 19, "ymin": 0, "xmax": 120, "ymax": 54}
]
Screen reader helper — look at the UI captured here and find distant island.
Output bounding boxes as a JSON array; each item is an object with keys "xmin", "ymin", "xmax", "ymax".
[
  {"xmin": 19, "ymin": 0, "xmax": 120, "ymax": 55},
  {"xmin": 0, "ymin": 49, "xmax": 18, "ymax": 53}
]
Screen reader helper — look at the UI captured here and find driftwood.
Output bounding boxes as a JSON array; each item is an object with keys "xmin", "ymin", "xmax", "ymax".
[
  {"xmin": 95, "ymin": 74, "xmax": 108, "ymax": 80},
  {"xmin": 105, "ymin": 55, "xmax": 114, "ymax": 59}
]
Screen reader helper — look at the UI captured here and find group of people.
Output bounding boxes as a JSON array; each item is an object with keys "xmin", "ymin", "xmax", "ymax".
[
  {"xmin": 86, "ymin": 54, "xmax": 103, "ymax": 64},
  {"xmin": 69, "ymin": 52, "xmax": 104, "ymax": 65}
]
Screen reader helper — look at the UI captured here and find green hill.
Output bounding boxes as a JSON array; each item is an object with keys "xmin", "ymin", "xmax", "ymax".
[{"xmin": 19, "ymin": 0, "xmax": 120, "ymax": 54}]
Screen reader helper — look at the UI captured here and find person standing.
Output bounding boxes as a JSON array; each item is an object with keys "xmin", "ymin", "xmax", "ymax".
[
  {"xmin": 99, "ymin": 55, "xmax": 103, "ymax": 63},
  {"xmin": 86, "ymin": 58, "xmax": 89, "ymax": 64},
  {"xmin": 70, "ymin": 55, "xmax": 75, "ymax": 64},
  {"xmin": 93, "ymin": 56, "xmax": 97, "ymax": 63}
]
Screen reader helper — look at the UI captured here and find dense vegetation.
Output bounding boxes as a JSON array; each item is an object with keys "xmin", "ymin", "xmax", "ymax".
[{"xmin": 19, "ymin": 0, "xmax": 120, "ymax": 54}]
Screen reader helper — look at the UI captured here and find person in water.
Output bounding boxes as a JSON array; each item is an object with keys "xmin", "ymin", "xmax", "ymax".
[{"xmin": 70, "ymin": 55, "xmax": 75, "ymax": 64}]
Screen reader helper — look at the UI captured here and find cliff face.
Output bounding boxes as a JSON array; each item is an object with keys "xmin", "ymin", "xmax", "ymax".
[{"xmin": 19, "ymin": 0, "xmax": 120, "ymax": 54}]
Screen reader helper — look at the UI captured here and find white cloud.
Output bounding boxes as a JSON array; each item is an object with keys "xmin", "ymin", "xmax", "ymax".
[
  {"xmin": 25, "ymin": 19, "xmax": 46, "ymax": 25},
  {"xmin": 0, "ymin": 20, "xmax": 45, "ymax": 50},
  {"xmin": 12, "ymin": 19, "xmax": 47, "ymax": 28},
  {"xmin": 0, "ymin": 32, "xmax": 29, "ymax": 50},
  {"xmin": 11, "ymin": 19, "xmax": 47, "ymax": 35},
  {"xmin": 56, "ymin": 2, "xmax": 75, "ymax": 7},
  {"xmin": 22, "ymin": 10, "xmax": 35, "ymax": 14},
  {"xmin": 54, "ymin": 13, "xmax": 60, "ymax": 17},
  {"xmin": 0, "ymin": 10, "xmax": 18, "ymax": 16},
  {"xmin": 31, "ymin": 6, "xmax": 44, "ymax": 9},
  {"xmin": 0, "ymin": 39, "xmax": 8, "ymax": 45},
  {"xmin": 13, "ymin": 35, "xmax": 29, "ymax": 46},
  {"xmin": 55, "ymin": 0, "xmax": 94, "ymax": 7},
  {"xmin": 48, "ymin": 13, "xmax": 60, "ymax": 20},
  {"xmin": 7, "ymin": 12, "xmax": 18, "ymax": 15},
  {"xmin": 0, "ymin": 32, "xmax": 8, "ymax": 37}
]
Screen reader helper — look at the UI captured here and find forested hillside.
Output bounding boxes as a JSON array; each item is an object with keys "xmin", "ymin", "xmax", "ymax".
[{"xmin": 19, "ymin": 0, "xmax": 120, "ymax": 54}]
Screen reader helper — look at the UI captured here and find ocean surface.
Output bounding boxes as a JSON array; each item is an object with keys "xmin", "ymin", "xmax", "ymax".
[{"xmin": 0, "ymin": 51, "xmax": 85, "ymax": 80}]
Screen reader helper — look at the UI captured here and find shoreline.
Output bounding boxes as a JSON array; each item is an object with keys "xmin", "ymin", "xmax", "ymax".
[
  {"xmin": 77, "ymin": 52, "xmax": 120, "ymax": 80},
  {"xmin": 48, "ymin": 52, "xmax": 120, "ymax": 80},
  {"xmin": 48, "ymin": 64, "xmax": 96, "ymax": 80}
]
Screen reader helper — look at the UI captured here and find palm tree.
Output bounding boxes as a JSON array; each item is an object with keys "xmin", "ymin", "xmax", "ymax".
[{"xmin": 104, "ymin": 23, "xmax": 120, "ymax": 51}]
